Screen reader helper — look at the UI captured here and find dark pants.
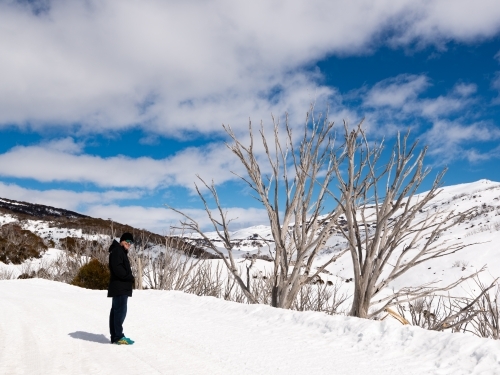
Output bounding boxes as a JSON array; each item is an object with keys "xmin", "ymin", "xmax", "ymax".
[{"xmin": 109, "ymin": 295, "xmax": 128, "ymax": 343}]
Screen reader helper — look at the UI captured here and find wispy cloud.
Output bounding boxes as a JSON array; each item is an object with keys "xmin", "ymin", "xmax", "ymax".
[
  {"xmin": 363, "ymin": 75, "xmax": 476, "ymax": 119},
  {"xmin": 0, "ymin": 181, "xmax": 141, "ymax": 211},
  {"xmin": 0, "ymin": 139, "xmax": 245, "ymax": 190},
  {"xmin": 415, "ymin": 84, "xmax": 477, "ymax": 119},
  {"xmin": 41, "ymin": 137, "xmax": 85, "ymax": 154},
  {"xmin": 337, "ymin": 74, "xmax": 499, "ymax": 165},
  {"xmin": 364, "ymin": 75, "xmax": 430, "ymax": 109},
  {"xmin": 422, "ymin": 120, "xmax": 500, "ymax": 164},
  {"xmin": 491, "ymin": 72, "xmax": 500, "ymax": 104},
  {"xmin": 84, "ymin": 204, "xmax": 269, "ymax": 234}
]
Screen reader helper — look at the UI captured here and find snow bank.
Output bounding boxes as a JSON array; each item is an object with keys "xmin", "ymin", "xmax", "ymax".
[{"xmin": 1, "ymin": 279, "xmax": 499, "ymax": 374}]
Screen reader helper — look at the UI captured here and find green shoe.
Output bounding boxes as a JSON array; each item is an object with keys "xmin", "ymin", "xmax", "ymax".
[{"xmin": 115, "ymin": 337, "xmax": 132, "ymax": 345}]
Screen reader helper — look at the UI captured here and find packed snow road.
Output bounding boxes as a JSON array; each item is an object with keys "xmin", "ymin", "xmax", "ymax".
[{"xmin": 1, "ymin": 279, "xmax": 500, "ymax": 375}]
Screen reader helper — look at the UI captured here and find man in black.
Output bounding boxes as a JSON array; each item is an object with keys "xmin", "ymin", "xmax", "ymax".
[{"xmin": 108, "ymin": 232, "xmax": 135, "ymax": 345}]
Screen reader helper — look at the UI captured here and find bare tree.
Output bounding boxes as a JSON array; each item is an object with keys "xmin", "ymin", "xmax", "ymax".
[
  {"xmin": 172, "ymin": 111, "xmax": 348, "ymax": 308},
  {"xmin": 172, "ymin": 110, "xmax": 482, "ymax": 317},
  {"xmin": 129, "ymin": 229, "xmax": 152, "ymax": 289},
  {"xmin": 334, "ymin": 124, "xmax": 481, "ymax": 318}
]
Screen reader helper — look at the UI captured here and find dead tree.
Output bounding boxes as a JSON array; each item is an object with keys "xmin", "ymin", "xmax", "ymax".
[
  {"xmin": 132, "ymin": 230, "xmax": 151, "ymax": 290},
  {"xmin": 172, "ymin": 111, "xmax": 481, "ymax": 315},
  {"xmin": 334, "ymin": 124, "xmax": 481, "ymax": 318},
  {"xmin": 172, "ymin": 111, "xmax": 348, "ymax": 308}
]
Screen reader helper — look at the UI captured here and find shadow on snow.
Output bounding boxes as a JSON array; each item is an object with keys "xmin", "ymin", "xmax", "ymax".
[{"xmin": 68, "ymin": 331, "xmax": 109, "ymax": 344}]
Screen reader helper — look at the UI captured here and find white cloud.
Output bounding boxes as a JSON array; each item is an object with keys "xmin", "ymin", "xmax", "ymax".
[
  {"xmin": 42, "ymin": 137, "xmax": 84, "ymax": 154},
  {"xmin": 0, "ymin": 139, "xmax": 246, "ymax": 190},
  {"xmin": 353, "ymin": 77, "xmax": 497, "ymax": 163},
  {"xmin": 387, "ymin": 1, "xmax": 500, "ymax": 46},
  {"xmin": 422, "ymin": 120, "xmax": 500, "ymax": 163},
  {"xmin": 493, "ymin": 73, "xmax": 500, "ymax": 89},
  {"xmin": 453, "ymin": 83, "xmax": 477, "ymax": 97},
  {"xmin": 364, "ymin": 75, "xmax": 430, "ymax": 108},
  {"xmin": 1, "ymin": 0, "xmax": 500, "ymax": 135},
  {"xmin": 363, "ymin": 77, "xmax": 477, "ymax": 122},
  {"xmin": 85, "ymin": 204, "xmax": 269, "ymax": 234},
  {"xmin": 492, "ymin": 72, "xmax": 500, "ymax": 103},
  {"xmin": 0, "ymin": 181, "xmax": 141, "ymax": 211},
  {"xmin": 417, "ymin": 87, "xmax": 476, "ymax": 118}
]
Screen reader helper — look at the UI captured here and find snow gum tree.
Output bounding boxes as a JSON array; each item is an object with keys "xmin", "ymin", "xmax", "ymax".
[
  {"xmin": 335, "ymin": 126, "xmax": 479, "ymax": 319},
  {"xmin": 173, "ymin": 112, "xmax": 349, "ymax": 308},
  {"xmin": 172, "ymin": 110, "xmax": 479, "ymax": 317}
]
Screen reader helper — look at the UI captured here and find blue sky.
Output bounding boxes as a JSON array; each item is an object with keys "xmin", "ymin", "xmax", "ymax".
[{"xmin": 1, "ymin": 0, "xmax": 500, "ymax": 233}]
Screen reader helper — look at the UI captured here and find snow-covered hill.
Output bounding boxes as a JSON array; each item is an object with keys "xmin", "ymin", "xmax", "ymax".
[
  {"xmin": 184, "ymin": 179, "xmax": 500, "ymax": 297},
  {"xmin": 0, "ymin": 195, "xmax": 165, "ymax": 246},
  {"xmin": 0, "ymin": 197, "xmax": 87, "ymax": 219},
  {"xmin": 1, "ymin": 278, "xmax": 500, "ymax": 375}
]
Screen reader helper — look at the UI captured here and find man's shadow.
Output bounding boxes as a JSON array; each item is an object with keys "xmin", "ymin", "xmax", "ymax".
[{"xmin": 68, "ymin": 331, "xmax": 109, "ymax": 344}]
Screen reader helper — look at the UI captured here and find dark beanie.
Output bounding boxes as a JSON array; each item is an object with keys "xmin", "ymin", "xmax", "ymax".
[{"xmin": 120, "ymin": 232, "xmax": 134, "ymax": 243}]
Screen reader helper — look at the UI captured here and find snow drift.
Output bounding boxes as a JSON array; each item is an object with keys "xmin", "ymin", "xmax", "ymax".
[{"xmin": 1, "ymin": 279, "xmax": 500, "ymax": 374}]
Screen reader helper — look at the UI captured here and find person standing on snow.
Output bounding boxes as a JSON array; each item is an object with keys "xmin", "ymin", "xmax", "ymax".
[{"xmin": 108, "ymin": 232, "xmax": 135, "ymax": 345}]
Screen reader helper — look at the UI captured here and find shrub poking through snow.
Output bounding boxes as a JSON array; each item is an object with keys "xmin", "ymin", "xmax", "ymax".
[
  {"xmin": 0, "ymin": 223, "xmax": 48, "ymax": 264},
  {"xmin": 17, "ymin": 272, "xmax": 34, "ymax": 279},
  {"xmin": 71, "ymin": 258, "xmax": 109, "ymax": 290}
]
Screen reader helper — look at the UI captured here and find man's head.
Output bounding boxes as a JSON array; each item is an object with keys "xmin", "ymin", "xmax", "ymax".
[{"xmin": 119, "ymin": 232, "xmax": 134, "ymax": 250}]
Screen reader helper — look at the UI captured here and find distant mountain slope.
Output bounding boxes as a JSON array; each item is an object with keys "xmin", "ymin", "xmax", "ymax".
[
  {"xmin": 0, "ymin": 197, "xmax": 88, "ymax": 219},
  {"xmin": 0, "ymin": 196, "xmax": 157, "ymax": 241},
  {"xmin": 0, "ymin": 197, "xmax": 214, "ymax": 262}
]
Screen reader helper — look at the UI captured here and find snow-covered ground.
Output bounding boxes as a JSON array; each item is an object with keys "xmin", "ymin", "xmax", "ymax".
[
  {"xmin": 2, "ymin": 180, "xmax": 500, "ymax": 373},
  {"xmin": 1, "ymin": 278, "xmax": 500, "ymax": 375},
  {"xmin": 0, "ymin": 248, "xmax": 65, "ymax": 279}
]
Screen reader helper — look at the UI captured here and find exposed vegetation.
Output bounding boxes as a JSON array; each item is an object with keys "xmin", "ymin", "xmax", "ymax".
[
  {"xmin": 0, "ymin": 223, "xmax": 47, "ymax": 264},
  {"xmin": 71, "ymin": 258, "xmax": 110, "ymax": 290}
]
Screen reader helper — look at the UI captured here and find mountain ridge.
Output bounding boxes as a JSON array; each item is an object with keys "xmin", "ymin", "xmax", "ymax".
[{"xmin": 0, "ymin": 197, "xmax": 89, "ymax": 220}]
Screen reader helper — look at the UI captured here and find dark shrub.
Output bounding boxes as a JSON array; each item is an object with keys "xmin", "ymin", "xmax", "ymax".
[
  {"xmin": 0, "ymin": 224, "xmax": 48, "ymax": 264},
  {"xmin": 60, "ymin": 236, "xmax": 78, "ymax": 252},
  {"xmin": 18, "ymin": 272, "xmax": 35, "ymax": 279},
  {"xmin": 71, "ymin": 259, "xmax": 110, "ymax": 290}
]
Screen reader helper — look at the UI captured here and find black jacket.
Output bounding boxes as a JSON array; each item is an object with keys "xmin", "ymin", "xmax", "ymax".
[{"xmin": 107, "ymin": 240, "xmax": 134, "ymax": 297}]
